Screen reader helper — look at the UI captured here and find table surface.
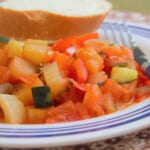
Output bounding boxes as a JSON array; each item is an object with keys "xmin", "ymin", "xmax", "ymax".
[
  {"xmin": 109, "ymin": 0, "xmax": 150, "ymax": 14},
  {"xmin": 0, "ymin": 1, "xmax": 149, "ymax": 150}
]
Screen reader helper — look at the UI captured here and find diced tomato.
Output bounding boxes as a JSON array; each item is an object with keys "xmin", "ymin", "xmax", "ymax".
[
  {"xmin": 75, "ymin": 103, "xmax": 90, "ymax": 119},
  {"xmin": 45, "ymin": 101, "xmax": 81, "ymax": 123}
]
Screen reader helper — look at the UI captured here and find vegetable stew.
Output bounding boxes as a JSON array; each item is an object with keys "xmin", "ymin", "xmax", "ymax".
[{"xmin": 0, "ymin": 33, "xmax": 149, "ymax": 124}]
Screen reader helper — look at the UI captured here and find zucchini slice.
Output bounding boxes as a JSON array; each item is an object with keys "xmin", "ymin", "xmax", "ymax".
[
  {"xmin": 0, "ymin": 36, "xmax": 9, "ymax": 44},
  {"xmin": 32, "ymin": 86, "xmax": 52, "ymax": 108},
  {"xmin": 112, "ymin": 62, "xmax": 128, "ymax": 67},
  {"xmin": 110, "ymin": 67, "xmax": 138, "ymax": 84}
]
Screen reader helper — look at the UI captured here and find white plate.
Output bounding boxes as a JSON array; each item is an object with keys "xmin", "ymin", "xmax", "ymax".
[{"xmin": 0, "ymin": 22, "xmax": 150, "ymax": 149}]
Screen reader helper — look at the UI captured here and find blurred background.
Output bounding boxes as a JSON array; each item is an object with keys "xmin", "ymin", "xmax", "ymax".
[{"xmin": 109, "ymin": 0, "xmax": 150, "ymax": 14}]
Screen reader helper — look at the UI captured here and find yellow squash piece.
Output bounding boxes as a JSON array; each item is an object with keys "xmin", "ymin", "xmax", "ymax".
[
  {"xmin": 26, "ymin": 107, "xmax": 48, "ymax": 124},
  {"xmin": 23, "ymin": 39, "xmax": 53, "ymax": 65},
  {"xmin": 7, "ymin": 39, "xmax": 24, "ymax": 58},
  {"xmin": 110, "ymin": 67, "xmax": 138, "ymax": 84}
]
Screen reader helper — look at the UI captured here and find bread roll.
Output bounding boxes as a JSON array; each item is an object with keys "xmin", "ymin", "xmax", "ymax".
[{"xmin": 0, "ymin": 0, "xmax": 112, "ymax": 40}]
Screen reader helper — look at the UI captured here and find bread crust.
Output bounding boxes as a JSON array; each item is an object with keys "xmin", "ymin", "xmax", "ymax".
[{"xmin": 0, "ymin": 7, "xmax": 110, "ymax": 40}]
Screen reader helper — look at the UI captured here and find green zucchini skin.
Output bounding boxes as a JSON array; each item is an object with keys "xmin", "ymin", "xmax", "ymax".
[
  {"xmin": 0, "ymin": 36, "xmax": 9, "ymax": 43},
  {"xmin": 112, "ymin": 63, "xmax": 128, "ymax": 67},
  {"xmin": 32, "ymin": 86, "xmax": 53, "ymax": 108}
]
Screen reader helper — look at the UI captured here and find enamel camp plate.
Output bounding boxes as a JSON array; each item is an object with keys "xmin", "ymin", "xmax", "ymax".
[{"xmin": 0, "ymin": 22, "xmax": 149, "ymax": 149}]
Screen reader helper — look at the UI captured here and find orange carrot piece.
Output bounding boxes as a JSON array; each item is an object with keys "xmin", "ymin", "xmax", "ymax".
[
  {"xmin": 52, "ymin": 33, "xmax": 99, "ymax": 52},
  {"xmin": 102, "ymin": 79, "xmax": 127, "ymax": 100},
  {"xmin": 73, "ymin": 58, "xmax": 88, "ymax": 83},
  {"xmin": 18, "ymin": 74, "xmax": 39, "ymax": 85},
  {"xmin": 54, "ymin": 51, "xmax": 70, "ymax": 76},
  {"xmin": 83, "ymin": 85, "xmax": 105, "ymax": 117},
  {"xmin": 0, "ymin": 66, "xmax": 10, "ymax": 83},
  {"xmin": 76, "ymin": 47, "xmax": 104, "ymax": 74},
  {"xmin": 75, "ymin": 32, "xmax": 99, "ymax": 46},
  {"xmin": 52, "ymin": 36, "xmax": 76, "ymax": 52}
]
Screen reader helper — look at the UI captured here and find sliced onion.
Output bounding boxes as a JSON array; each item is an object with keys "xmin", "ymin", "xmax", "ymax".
[{"xmin": 0, "ymin": 94, "xmax": 27, "ymax": 124}]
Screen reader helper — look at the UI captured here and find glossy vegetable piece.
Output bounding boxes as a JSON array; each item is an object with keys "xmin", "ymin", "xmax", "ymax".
[
  {"xmin": 88, "ymin": 71, "xmax": 108, "ymax": 85},
  {"xmin": 13, "ymin": 77, "xmax": 44, "ymax": 106},
  {"xmin": 102, "ymin": 79, "xmax": 127, "ymax": 100},
  {"xmin": 54, "ymin": 51, "xmax": 70, "ymax": 76},
  {"xmin": 110, "ymin": 67, "xmax": 138, "ymax": 84},
  {"xmin": 42, "ymin": 62, "xmax": 68, "ymax": 97},
  {"xmin": 103, "ymin": 93, "xmax": 116, "ymax": 114},
  {"xmin": 9, "ymin": 56, "xmax": 37, "ymax": 80},
  {"xmin": 69, "ymin": 58, "xmax": 88, "ymax": 83},
  {"xmin": 76, "ymin": 47, "xmax": 103, "ymax": 74},
  {"xmin": 84, "ymin": 39, "xmax": 109, "ymax": 53},
  {"xmin": 52, "ymin": 33, "xmax": 99, "ymax": 52},
  {"xmin": 0, "ymin": 94, "xmax": 26, "ymax": 124},
  {"xmin": 83, "ymin": 85, "xmax": 105, "ymax": 117},
  {"xmin": 45, "ymin": 101, "xmax": 89, "ymax": 123},
  {"xmin": 0, "ymin": 66, "xmax": 10, "ymax": 84},
  {"xmin": 75, "ymin": 32, "xmax": 99, "ymax": 46},
  {"xmin": 32, "ymin": 86, "xmax": 52, "ymax": 108},
  {"xmin": 26, "ymin": 106, "xmax": 48, "ymax": 124},
  {"xmin": 52, "ymin": 36, "xmax": 76, "ymax": 52},
  {"xmin": 23, "ymin": 39, "xmax": 53, "ymax": 65},
  {"xmin": 7, "ymin": 39, "xmax": 24, "ymax": 58}
]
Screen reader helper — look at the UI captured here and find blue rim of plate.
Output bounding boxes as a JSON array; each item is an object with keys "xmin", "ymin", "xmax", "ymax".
[
  {"xmin": 101, "ymin": 22, "xmax": 150, "ymax": 38},
  {"xmin": 0, "ymin": 22, "xmax": 149, "ymax": 147}
]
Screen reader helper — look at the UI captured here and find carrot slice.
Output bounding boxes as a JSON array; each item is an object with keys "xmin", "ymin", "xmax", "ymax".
[
  {"xmin": 75, "ymin": 32, "xmax": 99, "ymax": 46},
  {"xmin": 102, "ymin": 79, "xmax": 127, "ymax": 100},
  {"xmin": 52, "ymin": 36, "xmax": 76, "ymax": 52},
  {"xmin": 52, "ymin": 33, "xmax": 99, "ymax": 52},
  {"xmin": 18, "ymin": 74, "xmax": 39, "ymax": 85},
  {"xmin": 73, "ymin": 58, "xmax": 88, "ymax": 83},
  {"xmin": 83, "ymin": 85, "xmax": 105, "ymax": 117}
]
